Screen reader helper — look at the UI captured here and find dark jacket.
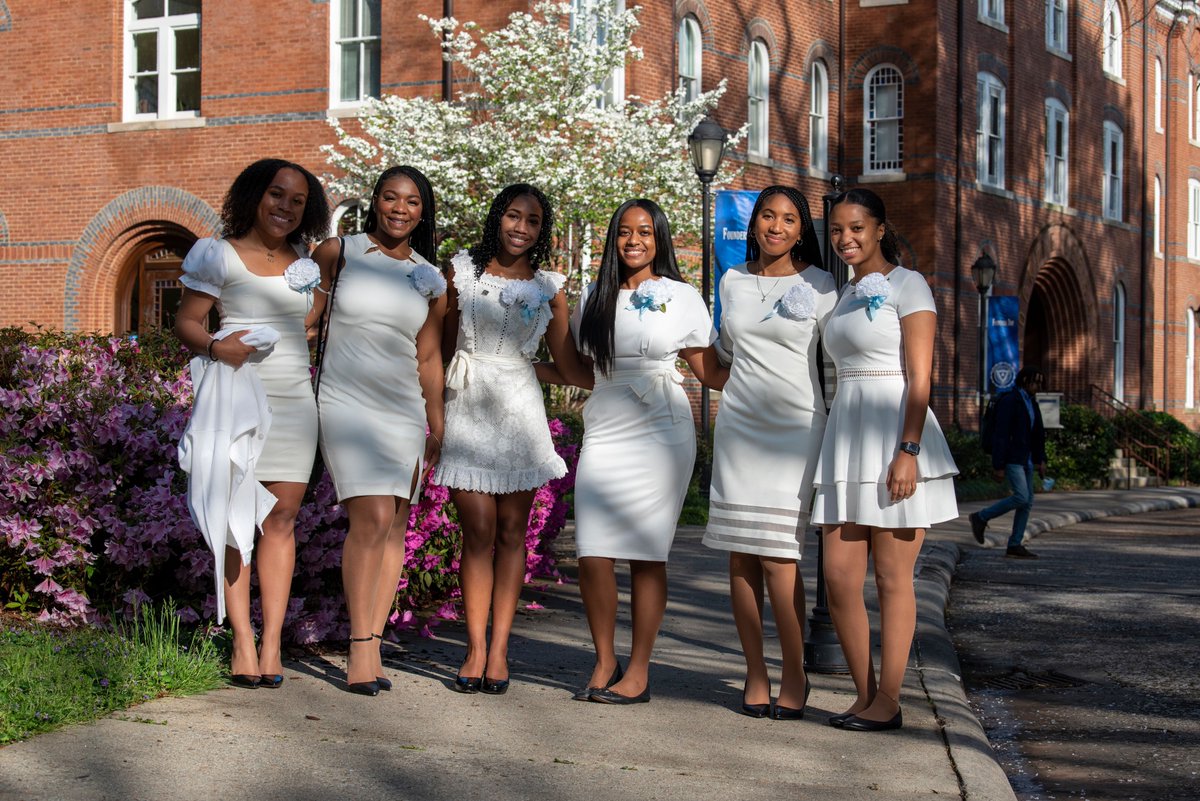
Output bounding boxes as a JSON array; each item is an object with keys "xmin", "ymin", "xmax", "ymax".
[{"xmin": 991, "ymin": 388, "xmax": 1047, "ymax": 470}]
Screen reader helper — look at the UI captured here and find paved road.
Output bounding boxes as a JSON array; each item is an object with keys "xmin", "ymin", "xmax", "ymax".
[{"xmin": 946, "ymin": 508, "xmax": 1200, "ymax": 800}]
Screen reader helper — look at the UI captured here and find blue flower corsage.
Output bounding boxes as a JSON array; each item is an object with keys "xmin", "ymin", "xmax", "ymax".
[
  {"xmin": 854, "ymin": 272, "xmax": 891, "ymax": 321},
  {"xmin": 627, "ymin": 279, "xmax": 676, "ymax": 318}
]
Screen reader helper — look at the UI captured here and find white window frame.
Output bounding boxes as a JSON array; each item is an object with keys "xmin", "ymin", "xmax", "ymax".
[
  {"xmin": 677, "ymin": 15, "xmax": 702, "ymax": 104},
  {"xmin": 572, "ymin": 0, "xmax": 626, "ymax": 109},
  {"xmin": 1188, "ymin": 179, "xmax": 1200, "ymax": 260},
  {"xmin": 1192, "ymin": 74, "xmax": 1200, "ymax": 144},
  {"xmin": 1187, "ymin": 309, "xmax": 1196, "ymax": 408},
  {"xmin": 1114, "ymin": 283, "xmax": 1126, "ymax": 402},
  {"xmin": 980, "ymin": 0, "xmax": 1004, "ymax": 25},
  {"xmin": 329, "ymin": 0, "xmax": 381, "ymax": 109},
  {"xmin": 1154, "ymin": 176, "xmax": 1163, "ymax": 256},
  {"xmin": 748, "ymin": 39, "xmax": 770, "ymax": 159},
  {"xmin": 1155, "ymin": 58, "xmax": 1164, "ymax": 133},
  {"xmin": 1102, "ymin": 1, "xmax": 1122, "ymax": 78},
  {"xmin": 1103, "ymin": 121, "xmax": 1123, "ymax": 221},
  {"xmin": 976, "ymin": 72, "xmax": 1006, "ymax": 189},
  {"xmin": 810, "ymin": 61, "xmax": 829, "ymax": 173},
  {"xmin": 1044, "ymin": 99, "xmax": 1069, "ymax": 205},
  {"xmin": 122, "ymin": 0, "xmax": 201, "ymax": 122},
  {"xmin": 865, "ymin": 64, "xmax": 904, "ymax": 174},
  {"xmin": 1046, "ymin": 0, "xmax": 1067, "ymax": 52}
]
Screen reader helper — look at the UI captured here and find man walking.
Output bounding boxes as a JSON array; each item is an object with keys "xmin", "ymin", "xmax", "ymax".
[{"xmin": 970, "ymin": 367, "xmax": 1046, "ymax": 558}]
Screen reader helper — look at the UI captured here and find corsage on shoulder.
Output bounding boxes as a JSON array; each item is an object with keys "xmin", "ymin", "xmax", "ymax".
[
  {"xmin": 854, "ymin": 272, "xmax": 891, "ymax": 321},
  {"xmin": 627, "ymin": 278, "xmax": 676, "ymax": 318},
  {"xmin": 500, "ymin": 279, "xmax": 554, "ymax": 323},
  {"xmin": 410, "ymin": 263, "xmax": 448, "ymax": 299},
  {"xmin": 283, "ymin": 258, "xmax": 322, "ymax": 306},
  {"xmin": 765, "ymin": 281, "xmax": 817, "ymax": 322}
]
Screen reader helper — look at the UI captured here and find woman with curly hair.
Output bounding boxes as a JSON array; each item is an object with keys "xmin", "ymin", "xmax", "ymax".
[
  {"xmin": 311, "ymin": 165, "xmax": 449, "ymax": 696},
  {"xmin": 434, "ymin": 183, "xmax": 585, "ymax": 695},
  {"xmin": 174, "ymin": 158, "xmax": 330, "ymax": 688}
]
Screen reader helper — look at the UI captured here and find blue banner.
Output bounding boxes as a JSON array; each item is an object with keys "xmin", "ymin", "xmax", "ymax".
[
  {"xmin": 712, "ymin": 190, "xmax": 760, "ymax": 330},
  {"xmin": 986, "ymin": 295, "xmax": 1020, "ymax": 393}
]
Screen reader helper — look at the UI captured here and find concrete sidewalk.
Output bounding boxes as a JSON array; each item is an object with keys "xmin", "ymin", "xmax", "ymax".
[{"xmin": 2, "ymin": 486, "xmax": 1197, "ymax": 801}]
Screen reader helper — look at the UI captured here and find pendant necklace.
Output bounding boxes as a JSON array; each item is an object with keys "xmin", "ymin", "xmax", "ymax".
[{"xmin": 754, "ymin": 271, "xmax": 782, "ymax": 303}]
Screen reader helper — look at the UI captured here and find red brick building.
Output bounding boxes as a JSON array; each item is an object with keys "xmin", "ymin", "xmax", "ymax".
[{"xmin": 2, "ymin": 0, "xmax": 1199, "ymax": 431}]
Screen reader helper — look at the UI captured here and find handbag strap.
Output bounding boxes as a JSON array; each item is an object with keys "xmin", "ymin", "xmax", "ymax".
[{"xmin": 312, "ymin": 236, "xmax": 346, "ymax": 400}]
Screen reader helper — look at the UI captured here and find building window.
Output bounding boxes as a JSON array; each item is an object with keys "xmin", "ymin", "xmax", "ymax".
[
  {"xmin": 1155, "ymin": 58, "xmax": 1164, "ymax": 133},
  {"xmin": 1154, "ymin": 176, "xmax": 1163, "ymax": 256},
  {"xmin": 331, "ymin": 201, "xmax": 367, "ymax": 237},
  {"xmin": 1046, "ymin": 0, "xmax": 1067, "ymax": 51},
  {"xmin": 1188, "ymin": 309, "xmax": 1196, "ymax": 408},
  {"xmin": 1114, "ymin": 284, "xmax": 1125, "ymax": 402},
  {"xmin": 331, "ymin": 0, "xmax": 380, "ymax": 106},
  {"xmin": 1192, "ymin": 74, "xmax": 1200, "ymax": 143},
  {"xmin": 1102, "ymin": 1, "xmax": 1122, "ymax": 78},
  {"xmin": 976, "ymin": 73, "xmax": 1005, "ymax": 188},
  {"xmin": 1103, "ymin": 122, "xmax": 1123, "ymax": 221},
  {"xmin": 866, "ymin": 64, "xmax": 904, "ymax": 173},
  {"xmin": 980, "ymin": 0, "xmax": 1004, "ymax": 25},
  {"xmin": 123, "ymin": 0, "xmax": 201, "ymax": 120},
  {"xmin": 677, "ymin": 15, "xmax": 702, "ymax": 104},
  {"xmin": 1188, "ymin": 179, "xmax": 1200, "ymax": 259},
  {"xmin": 1044, "ymin": 99, "xmax": 1068, "ymax": 205},
  {"xmin": 747, "ymin": 40, "xmax": 770, "ymax": 159},
  {"xmin": 572, "ymin": 0, "xmax": 626, "ymax": 108},
  {"xmin": 810, "ymin": 61, "xmax": 829, "ymax": 173}
]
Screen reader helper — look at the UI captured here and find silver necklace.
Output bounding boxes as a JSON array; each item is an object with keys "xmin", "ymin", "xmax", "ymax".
[{"xmin": 754, "ymin": 271, "xmax": 783, "ymax": 303}]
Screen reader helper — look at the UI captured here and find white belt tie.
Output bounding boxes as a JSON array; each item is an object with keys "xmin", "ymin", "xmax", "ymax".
[
  {"xmin": 445, "ymin": 350, "xmax": 529, "ymax": 390},
  {"xmin": 606, "ymin": 368, "xmax": 689, "ymax": 424}
]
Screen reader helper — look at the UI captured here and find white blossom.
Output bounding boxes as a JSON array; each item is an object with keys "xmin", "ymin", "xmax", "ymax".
[
  {"xmin": 775, "ymin": 282, "xmax": 817, "ymax": 321},
  {"xmin": 409, "ymin": 263, "xmax": 448, "ymax": 299},
  {"xmin": 283, "ymin": 258, "xmax": 321, "ymax": 294}
]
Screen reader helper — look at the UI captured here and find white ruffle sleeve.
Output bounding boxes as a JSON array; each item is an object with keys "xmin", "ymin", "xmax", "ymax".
[{"xmin": 179, "ymin": 237, "xmax": 228, "ymax": 298}]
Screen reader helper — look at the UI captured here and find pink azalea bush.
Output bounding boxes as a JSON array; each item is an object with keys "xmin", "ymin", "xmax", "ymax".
[{"xmin": 0, "ymin": 328, "xmax": 580, "ymax": 643}]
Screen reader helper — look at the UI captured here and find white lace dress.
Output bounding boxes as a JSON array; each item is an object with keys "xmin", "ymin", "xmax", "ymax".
[{"xmin": 432, "ymin": 252, "xmax": 568, "ymax": 494}]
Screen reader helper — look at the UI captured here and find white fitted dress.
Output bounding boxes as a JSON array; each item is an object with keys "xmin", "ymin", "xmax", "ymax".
[
  {"xmin": 317, "ymin": 234, "xmax": 443, "ymax": 501},
  {"xmin": 703, "ymin": 264, "xmax": 837, "ymax": 558},
  {"xmin": 571, "ymin": 279, "xmax": 713, "ymax": 561},
  {"xmin": 180, "ymin": 237, "xmax": 317, "ymax": 483},
  {"xmin": 433, "ymin": 252, "xmax": 567, "ymax": 494},
  {"xmin": 811, "ymin": 266, "xmax": 958, "ymax": 529}
]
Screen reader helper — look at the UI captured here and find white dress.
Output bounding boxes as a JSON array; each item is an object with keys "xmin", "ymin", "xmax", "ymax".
[
  {"xmin": 433, "ymin": 252, "xmax": 567, "ymax": 494},
  {"xmin": 318, "ymin": 234, "xmax": 443, "ymax": 501},
  {"xmin": 811, "ymin": 266, "xmax": 958, "ymax": 529},
  {"xmin": 571, "ymin": 279, "xmax": 713, "ymax": 561},
  {"xmin": 180, "ymin": 237, "xmax": 317, "ymax": 484},
  {"xmin": 703, "ymin": 264, "xmax": 837, "ymax": 558}
]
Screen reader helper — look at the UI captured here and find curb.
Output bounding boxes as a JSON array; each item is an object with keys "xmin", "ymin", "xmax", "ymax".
[{"xmin": 1025, "ymin": 491, "xmax": 1200, "ymax": 537}]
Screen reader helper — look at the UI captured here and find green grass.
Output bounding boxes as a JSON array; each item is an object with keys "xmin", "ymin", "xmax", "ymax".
[{"xmin": 0, "ymin": 603, "xmax": 225, "ymax": 744}]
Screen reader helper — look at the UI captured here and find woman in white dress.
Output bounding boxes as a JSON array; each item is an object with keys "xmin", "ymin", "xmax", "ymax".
[
  {"xmin": 564, "ymin": 199, "xmax": 724, "ymax": 704},
  {"xmin": 174, "ymin": 158, "xmax": 330, "ymax": 688},
  {"xmin": 702, "ymin": 186, "xmax": 836, "ymax": 719},
  {"xmin": 434, "ymin": 184, "xmax": 583, "ymax": 695},
  {"xmin": 312, "ymin": 166, "xmax": 448, "ymax": 696},
  {"xmin": 814, "ymin": 188, "xmax": 958, "ymax": 731}
]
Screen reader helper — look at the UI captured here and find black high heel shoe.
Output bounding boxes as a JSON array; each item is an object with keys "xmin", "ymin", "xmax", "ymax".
[
  {"xmin": 770, "ymin": 677, "xmax": 812, "ymax": 721},
  {"xmin": 572, "ymin": 662, "xmax": 624, "ymax": 701},
  {"xmin": 229, "ymin": 674, "xmax": 260, "ymax": 689},
  {"xmin": 346, "ymin": 636, "xmax": 380, "ymax": 696},
  {"xmin": 452, "ymin": 675, "xmax": 482, "ymax": 693},
  {"xmin": 372, "ymin": 633, "xmax": 392, "ymax": 691},
  {"xmin": 259, "ymin": 674, "xmax": 284, "ymax": 688},
  {"xmin": 740, "ymin": 682, "xmax": 770, "ymax": 718}
]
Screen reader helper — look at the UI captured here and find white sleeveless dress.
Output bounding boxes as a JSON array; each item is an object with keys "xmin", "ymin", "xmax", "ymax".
[
  {"xmin": 571, "ymin": 279, "xmax": 713, "ymax": 561},
  {"xmin": 317, "ymin": 233, "xmax": 444, "ymax": 501},
  {"xmin": 703, "ymin": 264, "xmax": 837, "ymax": 558},
  {"xmin": 433, "ymin": 252, "xmax": 567, "ymax": 494},
  {"xmin": 811, "ymin": 266, "xmax": 959, "ymax": 529},
  {"xmin": 179, "ymin": 237, "xmax": 317, "ymax": 483}
]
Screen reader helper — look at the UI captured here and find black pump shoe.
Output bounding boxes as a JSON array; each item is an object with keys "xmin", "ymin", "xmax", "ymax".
[
  {"xmin": 346, "ymin": 636, "xmax": 380, "ymax": 696},
  {"xmin": 481, "ymin": 676, "xmax": 510, "ymax": 695},
  {"xmin": 372, "ymin": 634, "xmax": 392, "ymax": 691},
  {"xmin": 229, "ymin": 674, "xmax": 260, "ymax": 689},
  {"xmin": 741, "ymin": 696, "xmax": 771, "ymax": 718},
  {"xmin": 770, "ymin": 678, "xmax": 811, "ymax": 720},
  {"xmin": 259, "ymin": 674, "xmax": 284, "ymax": 688},
  {"xmin": 452, "ymin": 675, "xmax": 482, "ymax": 693},
  {"xmin": 572, "ymin": 662, "xmax": 624, "ymax": 701}
]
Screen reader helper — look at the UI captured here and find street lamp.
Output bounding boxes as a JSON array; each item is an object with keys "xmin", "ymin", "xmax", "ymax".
[
  {"xmin": 688, "ymin": 115, "xmax": 728, "ymax": 439},
  {"xmin": 971, "ymin": 251, "xmax": 997, "ymax": 422}
]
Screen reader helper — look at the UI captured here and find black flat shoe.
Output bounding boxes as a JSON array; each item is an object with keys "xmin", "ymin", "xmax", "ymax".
[
  {"xmin": 259, "ymin": 674, "xmax": 284, "ymax": 688},
  {"xmin": 840, "ymin": 709, "xmax": 903, "ymax": 732},
  {"xmin": 453, "ymin": 675, "xmax": 482, "ymax": 693},
  {"xmin": 572, "ymin": 662, "xmax": 623, "ymax": 701},
  {"xmin": 376, "ymin": 676, "xmax": 393, "ymax": 692},
  {"xmin": 229, "ymin": 674, "xmax": 260, "ymax": 689},
  {"xmin": 347, "ymin": 680, "xmax": 380, "ymax": 697},
  {"xmin": 827, "ymin": 712, "xmax": 854, "ymax": 728},
  {"xmin": 589, "ymin": 686, "xmax": 650, "ymax": 705},
  {"xmin": 481, "ymin": 677, "xmax": 510, "ymax": 695},
  {"xmin": 770, "ymin": 678, "xmax": 811, "ymax": 720}
]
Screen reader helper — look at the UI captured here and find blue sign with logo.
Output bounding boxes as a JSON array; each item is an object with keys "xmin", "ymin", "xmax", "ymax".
[
  {"xmin": 986, "ymin": 295, "xmax": 1020, "ymax": 393},
  {"xmin": 712, "ymin": 190, "xmax": 760, "ymax": 330}
]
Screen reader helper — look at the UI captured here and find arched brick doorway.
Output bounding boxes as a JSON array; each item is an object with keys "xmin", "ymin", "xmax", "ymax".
[{"xmin": 113, "ymin": 225, "xmax": 199, "ymax": 335}]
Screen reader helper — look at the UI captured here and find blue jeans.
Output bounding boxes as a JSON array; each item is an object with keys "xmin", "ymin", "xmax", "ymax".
[{"xmin": 979, "ymin": 463, "xmax": 1034, "ymax": 548}]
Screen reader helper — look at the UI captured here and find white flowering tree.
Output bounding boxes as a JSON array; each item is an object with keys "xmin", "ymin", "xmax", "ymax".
[{"xmin": 322, "ymin": 1, "xmax": 743, "ymax": 275}]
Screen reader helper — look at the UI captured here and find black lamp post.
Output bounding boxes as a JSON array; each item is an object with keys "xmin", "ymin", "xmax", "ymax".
[
  {"xmin": 688, "ymin": 115, "xmax": 728, "ymax": 439},
  {"xmin": 971, "ymin": 251, "xmax": 997, "ymax": 422}
]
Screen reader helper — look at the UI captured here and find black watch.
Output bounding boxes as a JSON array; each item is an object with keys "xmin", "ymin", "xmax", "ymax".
[{"xmin": 898, "ymin": 441, "xmax": 921, "ymax": 456}]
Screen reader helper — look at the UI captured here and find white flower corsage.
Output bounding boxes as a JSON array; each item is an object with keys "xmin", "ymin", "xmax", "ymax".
[
  {"xmin": 855, "ymin": 272, "xmax": 891, "ymax": 321},
  {"xmin": 410, "ymin": 263, "xmax": 448, "ymax": 299},
  {"xmin": 627, "ymin": 278, "xmax": 676, "ymax": 318},
  {"xmin": 500, "ymin": 279, "xmax": 553, "ymax": 323},
  {"xmin": 765, "ymin": 282, "xmax": 817, "ymax": 322},
  {"xmin": 283, "ymin": 258, "xmax": 321, "ymax": 296}
]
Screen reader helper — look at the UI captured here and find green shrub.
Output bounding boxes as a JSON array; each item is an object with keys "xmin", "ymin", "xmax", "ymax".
[
  {"xmin": 943, "ymin": 427, "xmax": 992, "ymax": 481},
  {"xmin": 1046, "ymin": 404, "xmax": 1116, "ymax": 488},
  {"xmin": 1113, "ymin": 410, "xmax": 1200, "ymax": 484}
]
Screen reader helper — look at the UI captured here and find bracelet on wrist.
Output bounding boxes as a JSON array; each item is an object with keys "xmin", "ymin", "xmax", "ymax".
[{"xmin": 206, "ymin": 338, "xmax": 218, "ymax": 361}]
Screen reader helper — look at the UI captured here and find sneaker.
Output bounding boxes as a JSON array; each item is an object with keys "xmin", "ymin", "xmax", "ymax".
[
  {"xmin": 969, "ymin": 512, "xmax": 987, "ymax": 545},
  {"xmin": 1005, "ymin": 545, "xmax": 1038, "ymax": 559}
]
